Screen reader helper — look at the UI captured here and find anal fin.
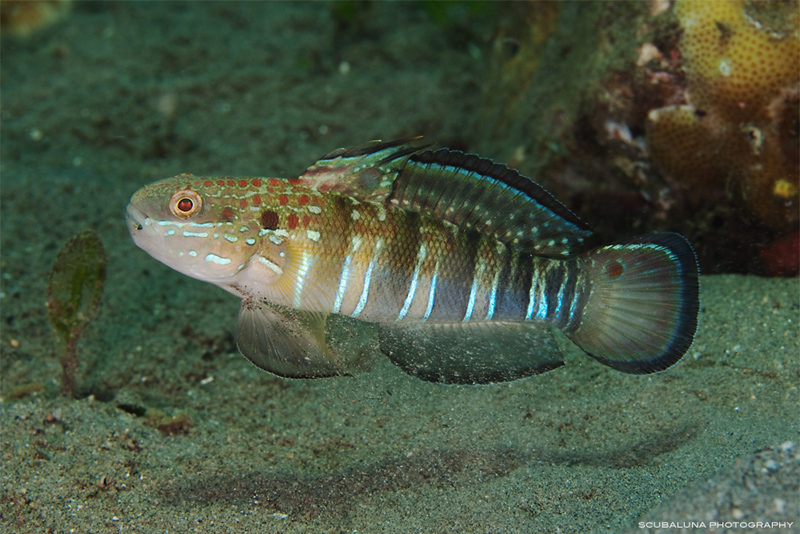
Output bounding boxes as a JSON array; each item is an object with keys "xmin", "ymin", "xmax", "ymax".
[
  {"xmin": 236, "ymin": 300, "xmax": 342, "ymax": 379},
  {"xmin": 378, "ymin": 322, "xmax": 564, "ymax": 384}
]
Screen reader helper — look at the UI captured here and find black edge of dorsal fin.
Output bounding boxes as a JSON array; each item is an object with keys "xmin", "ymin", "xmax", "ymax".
[
  {"xmin": 412, "ymin": 149, "xmax": 592, "ymax": 234},
  {"xmin": 391, "ymin": 148, "xmax": 594, "ymax": 257}
]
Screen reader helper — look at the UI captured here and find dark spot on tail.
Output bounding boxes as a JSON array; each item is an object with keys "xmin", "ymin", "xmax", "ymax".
[
  {"xmin": 605, "ymin": 260, "xmax": 624, "ymax": 279},
  {"xmin": 259, "ymin": 210, "xmax": 279, "ymax": 230}
]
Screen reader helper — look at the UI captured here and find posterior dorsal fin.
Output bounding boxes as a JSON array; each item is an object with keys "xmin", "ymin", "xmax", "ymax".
[
  {"xmin": 388, "ymin": 149, "xmax": 594, "ymax": 257},
  {"xmin": 300, "ymin": 138, "xmax": 425, "ymax": 201}
]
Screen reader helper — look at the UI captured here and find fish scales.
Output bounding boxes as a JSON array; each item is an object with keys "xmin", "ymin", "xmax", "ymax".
[
  {"xmin": 247, "ymin": 184, "xmax": 563, "ymax": 327},
  {"xmin": 127, "ymin": 139, "xmax": 700, "ymax": 384}
]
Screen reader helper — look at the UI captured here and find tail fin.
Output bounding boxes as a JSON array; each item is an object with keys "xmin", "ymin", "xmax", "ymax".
[{"xmin": 567, "ymin": 233, "xmax": 699, "ymax": 374}]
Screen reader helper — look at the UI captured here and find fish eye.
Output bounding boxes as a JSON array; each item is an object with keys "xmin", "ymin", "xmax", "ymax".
[{"xmin": 169, "ymin": 190, "xmax": 203, "ymax": 219}]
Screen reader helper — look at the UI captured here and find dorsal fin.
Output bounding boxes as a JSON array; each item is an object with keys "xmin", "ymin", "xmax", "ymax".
[
  {"xmin": 388, "ymin": 149, "xmax": 594, "ymax": 257},
  {"xmin": 302, "ymin": 140, "xmax": 594, "ymax": 257},
  {"xmin": 300, "ymin": 138, "xmax": 426, "ymax": 200}
]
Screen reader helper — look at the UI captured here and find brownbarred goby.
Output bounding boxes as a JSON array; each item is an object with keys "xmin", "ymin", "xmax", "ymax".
[{"xmin": 126, "ymin": 139, "xmax": 699, "ymax": 384}]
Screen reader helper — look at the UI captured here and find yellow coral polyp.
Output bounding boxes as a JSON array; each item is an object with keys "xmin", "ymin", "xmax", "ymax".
[
  {"xmin": 647, "ymin": 0, "xmax": 799, "ymax": 228},
  {"xmin": 773, "ymin": 180, "xmax": 798, "ymax": 200},
  {"xmin": 677, "ymin": 0, "xmax": 799, "ymax": 122}
]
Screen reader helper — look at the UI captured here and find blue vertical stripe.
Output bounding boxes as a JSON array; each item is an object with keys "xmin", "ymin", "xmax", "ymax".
[
  {"xmin": 463, "ymin": 257, "xmax": 486, "ymax": 323},
  {"xmin": 396, "ymin": 243, "xmax": 427, "ymax": 321},
  {"xmin": 351, "ymin": 237, "xmax": 383, "ymax": 318},
  {"xmin": 422, "ymin": 256, "xmax": 440, "ymax": 322}
]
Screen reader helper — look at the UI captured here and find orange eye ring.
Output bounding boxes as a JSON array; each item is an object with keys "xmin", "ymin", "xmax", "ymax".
[{"xmin": 169, "ymin": 190, "xmax": 203, "ymax": 219}]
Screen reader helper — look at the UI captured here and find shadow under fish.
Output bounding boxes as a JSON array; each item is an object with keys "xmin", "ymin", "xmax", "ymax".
[{"xmin": 126, "ymin": 139, "xmax": 700, "ymax": 384}]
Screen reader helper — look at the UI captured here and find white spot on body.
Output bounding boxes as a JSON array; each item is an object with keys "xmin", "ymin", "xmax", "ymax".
[
  {"xmin": 257, "ymin": 256, "xmax": 283, "ymax": 275},
  {"xmin": 205, "ymin": 253, "xmax": 231, "ymax": 265},
  {"xmin": 223, "ymin": 234, "xmax": 239, "ymax": 243},
  {"xmin": 188, "ymin": 250, "xmax": 197, "ymax": 257},
  {"xmin": 182, "ymin": 231, "xmax": 208, "ymax": 238},
  {"xmin": 306, "ymin": 230, "xmax": 321, "ymax": 242}
]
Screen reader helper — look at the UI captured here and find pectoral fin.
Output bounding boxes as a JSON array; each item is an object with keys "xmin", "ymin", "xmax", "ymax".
[
  {"xmin": 378, "ymin": 322, "xmax": 564, "ymax": 384},
  {"xmin": 235, "ymin": 301, "xmax": 342, "ymax": 379}
]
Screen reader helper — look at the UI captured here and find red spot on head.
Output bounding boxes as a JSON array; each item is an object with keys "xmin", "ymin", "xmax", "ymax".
[
  {"xmin": 279, "ymin": 195, "xmax": 289, "ymax": 206},
  {"xmin": 227, "ymin": 180, "xmax": 235, "ymax": 186},
  {"xmin": 252, "ymin": 194, "xmax": 262, "ymax": 206},
  {"xmin": 298, "ymin": 195, "xmax": 309, "ymax": 206},
  {"xmin": 239, "ymin": 199, "xmax": 248, "ymax": 208},
  {"xmin": 270, "ymin": 178, "xmax": 279, "ymax": 186},
  {"xmin": 259, "ymin": 210, "xmax": 279, "ymax": 230},
  {"xmin": 252, "ymin": 179, "xmax": 262, "ymax": 187},
  {"xmin": 239, "ymin": 180, "xmax": 248, "ymax": 188},
  {"xmin": 288, "ymin": 178, "xmax": 302, "ymax": 185},
  {"xmin": 204, "ymin": 180, "xmax": 213, "ymax": 187},
  {"xmin": 221, "ymin": 207, "xmax": 234, "ymax": 221},
  {"xmin": 287, "ymin": 213, "xmax": 299, "ymax": 229},
  {"xmin": 605, "ymin": 260, "xmax": 624, "ymax": 279},
  {"xmin": 217, "ymin": 180, "xmax": 225, "ymax": 186}
]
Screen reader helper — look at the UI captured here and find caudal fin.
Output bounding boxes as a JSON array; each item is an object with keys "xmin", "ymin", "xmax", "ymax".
[{"xmin": 567, "ymin": 233, "xmax": 699, "ymax": 374}]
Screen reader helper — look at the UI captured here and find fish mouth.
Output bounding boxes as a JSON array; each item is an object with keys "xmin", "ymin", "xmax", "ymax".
[{"xmin": 126, "ymin": 204, "xmax": 147, "ymax": 232}]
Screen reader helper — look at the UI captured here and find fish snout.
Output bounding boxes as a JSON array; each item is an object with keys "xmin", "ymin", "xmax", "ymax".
[{"xmin": 126, "ymin": 204, "xmax": 147, "ymax": 232}]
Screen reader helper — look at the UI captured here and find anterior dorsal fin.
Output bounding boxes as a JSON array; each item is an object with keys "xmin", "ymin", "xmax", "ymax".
[
  {"xmin": 388, "ymin": 149, "xmax": 594, "ymax": 257},
  {"xmin": 300, "ymin": 138, "xmax": 425, "ymax": 201},
  {"xmin": 379, "ymin": 321, "xmax": 565, "ymax": 384}
]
